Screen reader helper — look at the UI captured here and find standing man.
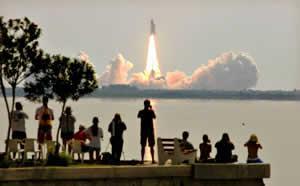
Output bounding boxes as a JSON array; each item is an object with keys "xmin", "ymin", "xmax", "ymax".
[
  {"xmin": 137, "ymin": 99, "xmax": 156, "ymax": 164},
  {"xmin": 35, "ymin": 96, "xmax": 55, "ymax": 146}
]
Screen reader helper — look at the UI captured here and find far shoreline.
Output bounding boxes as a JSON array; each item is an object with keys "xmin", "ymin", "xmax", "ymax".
[{"xmin": 1, "ymin": 87, "xmax": 300, "ymax": 101}]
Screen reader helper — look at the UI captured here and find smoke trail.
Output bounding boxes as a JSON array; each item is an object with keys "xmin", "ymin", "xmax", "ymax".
[{"xmin": 100, "ymin": 54, "xmax": 133, "ymax": 86}]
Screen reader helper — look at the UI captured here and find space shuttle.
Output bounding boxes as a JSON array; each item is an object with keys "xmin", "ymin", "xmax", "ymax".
[{"xmin": 150, "ymin": 19, "xmax": 155, "ymax": 34}]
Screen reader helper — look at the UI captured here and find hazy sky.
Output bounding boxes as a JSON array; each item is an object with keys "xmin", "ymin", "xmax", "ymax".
[{"xmin": 1, "ymin": 0, "xmax": 299, "ymax": 90}]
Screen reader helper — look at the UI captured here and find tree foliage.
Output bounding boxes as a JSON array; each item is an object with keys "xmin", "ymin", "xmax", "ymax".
[
  {"xmin": 0, "ymin": 17, "xmax": 42, "ymax": 86},
  {"xmin": 0, "ymin": 16, "xmax": 43, "ymax": 152},
  {"xmin": 24, "ymin": 54, "xmax": 98, "ymax": 104}
]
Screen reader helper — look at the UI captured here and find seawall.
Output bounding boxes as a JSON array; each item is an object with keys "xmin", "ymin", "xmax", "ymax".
[{"xmin": 0, "ymin": 163, "xmax": 270, "ymax": 186}]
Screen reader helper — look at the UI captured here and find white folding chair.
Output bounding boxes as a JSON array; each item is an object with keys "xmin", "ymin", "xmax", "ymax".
[
  {"xmin": 23, "ymin": 138, "xmax": 40, "ymax": 162},
  {"xmin": 7, "ymin": 139, "xmax": 23, "ymax": 160},
  {"xmin": 70, "ymin": 139, "xmax": 88, "ymax": 163}
]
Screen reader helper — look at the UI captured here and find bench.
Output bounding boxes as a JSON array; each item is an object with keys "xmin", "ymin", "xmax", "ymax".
[{"xmin": 157, "ymin": 137, "xmax": 197, "ymax": 165}]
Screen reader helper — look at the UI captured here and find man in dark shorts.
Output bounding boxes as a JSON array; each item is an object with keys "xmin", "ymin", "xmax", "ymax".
[
  {"xmin": 35, "ymin": 96, "xmax": 54, "ymax": 144},
  {"xmin": 137, "ymin": 99, "xmax": 156, "ymax": 164}
]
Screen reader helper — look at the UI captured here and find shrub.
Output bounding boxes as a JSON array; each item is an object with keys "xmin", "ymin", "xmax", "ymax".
[
  {"xmin": 0, "ymin": 153, "xmax": 11, "ymax": 168},
  {"xmin": 46, "ymin": 152, "xmax": 72, "ymax": 166}
]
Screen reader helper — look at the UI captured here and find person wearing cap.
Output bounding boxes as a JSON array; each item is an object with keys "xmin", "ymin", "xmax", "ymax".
[
  {"xmin": 199, "ymin": 134, "xmax": 213, "ymax": 162},
  {"xmin": 244, "ymin": 134, "xmax": 263, "ymax": 163},
  {"xmin": 59, "ymin": 106, "xmax": 76, "ymax": 153},
  {"xmin": 137, "ymin": 99, "xmax": 156, "ymax": 164}
]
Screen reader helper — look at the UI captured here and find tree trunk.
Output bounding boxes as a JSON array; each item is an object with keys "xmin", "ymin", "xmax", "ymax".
[
  {"xmin": 0, "ymin": 78, "xmax": 12, "ymax": 153},
  {"xmin": 55, "ymin": 100, "xmax": 67, "ymax": 154},
  {"xmin": 7, "ymin": 85, "xmax": 16, "ymax": 146}
]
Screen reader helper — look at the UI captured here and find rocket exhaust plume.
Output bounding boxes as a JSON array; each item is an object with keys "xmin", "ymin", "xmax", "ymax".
[
  {"xmin": 145, "ymin": 19, "xmax": 162, "ymax": 80},
  {"xmin": 99, "ymin": 20, "xmax": 259, "ymax": 90}
]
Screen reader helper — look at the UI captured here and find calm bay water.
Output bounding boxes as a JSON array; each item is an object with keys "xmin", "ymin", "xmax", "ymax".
[{"xmin": 0, "ymin": 97, "xmax": 299, "ymax": 186}]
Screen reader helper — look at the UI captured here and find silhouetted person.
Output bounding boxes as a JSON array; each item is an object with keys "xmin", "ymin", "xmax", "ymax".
[
  {"xmin": 138, "ymin": 99, "xmax": 156, "ymax": 164},
  {"xmin": 199, "ymin": 134, "xmax": 213, "ymax": 162},
  {"xmin": 180, "ymin": 131, "xmax": 194, "ymax": 152},
  {"xmin": 35, "ymin": 96, "xmax": 54, "ymax": 144},
  {"xmin": 59, "ymin": 106, "xmax": 76, "ymax": 154},
  {"xmin": 85, "ymin": 117, "xmax": 103, "ymax": 161},
  {"xmin": 215, "ymin": 133, "xmax": 238, "ymax": 163},
  {"xmin": 11, "ymin": 102, "xmax": 28, "ymax": 158},
  {"xmin": 244, "ymin": 134, "xmax": 263, "ymax": 163},
  {"xmin": 108, "ymin": 113, "xmax": 127, "ymax": 163}
]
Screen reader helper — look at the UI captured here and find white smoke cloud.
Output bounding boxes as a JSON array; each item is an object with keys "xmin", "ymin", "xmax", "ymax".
[
  {"xmin": 100, "ymin": 54, "xmax": 133, "ymax": 86},
  {"xmin": 130, "ymin": 72, "xmax": 166, "ymax": 89},
  {"xmin": 166, "ymin": 52, "xmax": 258, "ymax": 90},
  {"xmin": 100, "ymin": 51, "xmax": 258, "ymax": 90},
  {"xmin": 166, "ymin": 71, "xmax": 190, "ymax": 89}
]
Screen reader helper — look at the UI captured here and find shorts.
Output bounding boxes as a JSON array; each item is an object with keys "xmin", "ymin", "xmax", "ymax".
[
  {"xmin": 247, "ymin": 158, "xmax": 263, "ymax": 163},
  {"xmin": 38, "ymin": 125, "xmax": 52, "ymax": 143},
  {"xmin": 89, "ymin": 147, "xmax": 100, "ymax": 152},
  {"xmin": 12, "ymin": 131, "xmax": 27, "ymax": 140},
  {"xmin": 61, "ymin": 132, "xmax": 74, "ymax": 141},
  {"xmin": 140, "ymin": 130, "xmax": 155, "ymax": 147}
]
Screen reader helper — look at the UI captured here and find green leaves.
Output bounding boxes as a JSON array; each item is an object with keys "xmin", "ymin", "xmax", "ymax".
[
  {"xmin": 24, "ymin": 54, "xmax": 98, "ymax": 103},
  {"xmin": 0, "ymin": 17, "xmax": 42, "ymax": 86}
]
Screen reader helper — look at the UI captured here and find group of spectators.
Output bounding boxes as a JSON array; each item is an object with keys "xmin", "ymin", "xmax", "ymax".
[
  {"xmin": 180, "ymin": 131, "xmax": 263, "ymax": 163},
  {"xmin": 10, "ymin": 96, "xmax": 149, "ymax": 163},
  {"xmin": 10, "ymin": 96, "xmax": 262, "ymax": 164}
]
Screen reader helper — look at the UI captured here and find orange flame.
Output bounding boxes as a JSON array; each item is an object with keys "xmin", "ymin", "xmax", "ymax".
[{"xmin": 145, "ymin": 34, "xmax": 161, "ymax": 79}]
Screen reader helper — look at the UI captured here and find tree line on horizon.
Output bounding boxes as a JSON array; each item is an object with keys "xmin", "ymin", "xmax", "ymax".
[{"xmin": 0, "ymin": 17, "xmax": 98, "ymax": 153}]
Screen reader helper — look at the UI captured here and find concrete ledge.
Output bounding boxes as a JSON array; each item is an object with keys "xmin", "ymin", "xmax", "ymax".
[
  {"xmin": 193, "ymin": 163, "xmax": 270, "ymax": 179},
  {"xmin": 0, "ymin": 165, "xmax": 191, "ymax": 181},
  {"xmin": 0, "ymin": 164, "xmax": 270, "ymax": 186}
]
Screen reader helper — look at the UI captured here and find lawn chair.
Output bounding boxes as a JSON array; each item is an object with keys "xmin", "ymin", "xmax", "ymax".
[
  {"xmin": 157, "ymin": 137, "xmax": 197, "ymax": 165},
  {"xmin": 7, "ymin": 139, "xmax": 23, "ymax": 160},
  {"xmin": 23, "ymin": 138, "xmax": 40, "ymax": 162},
  {"xmin": 70, "ymin": 139, "xmax": 88, "ymax": 163},
  {"xmin": 157, "ymin": 138, "xmax": 175, "ymax": 165}
]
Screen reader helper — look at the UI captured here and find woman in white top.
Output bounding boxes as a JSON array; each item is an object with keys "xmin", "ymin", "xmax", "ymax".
[
  {"xmin": 11, "ymin": 102, "xmax": 29, "ymax": 140},
  {"xmin": 85, "ymin": 117, "xmax": 103, "ymax": 161}
]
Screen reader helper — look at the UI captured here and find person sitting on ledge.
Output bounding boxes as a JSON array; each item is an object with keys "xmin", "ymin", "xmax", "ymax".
[
  {"xmin": 199, "ymin": 134, "xmax": 214, "ymax": 163},
  {"xmin": 179, "ymin": 131, "xmax": 195, "ymax": 153},
  {"xmin": 215, "ymin": 133, "xmax": 238, "ymax": 163},
  {"xmin": 244, "ymin": 134, "xmax": 263, "ymax": 163}
]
